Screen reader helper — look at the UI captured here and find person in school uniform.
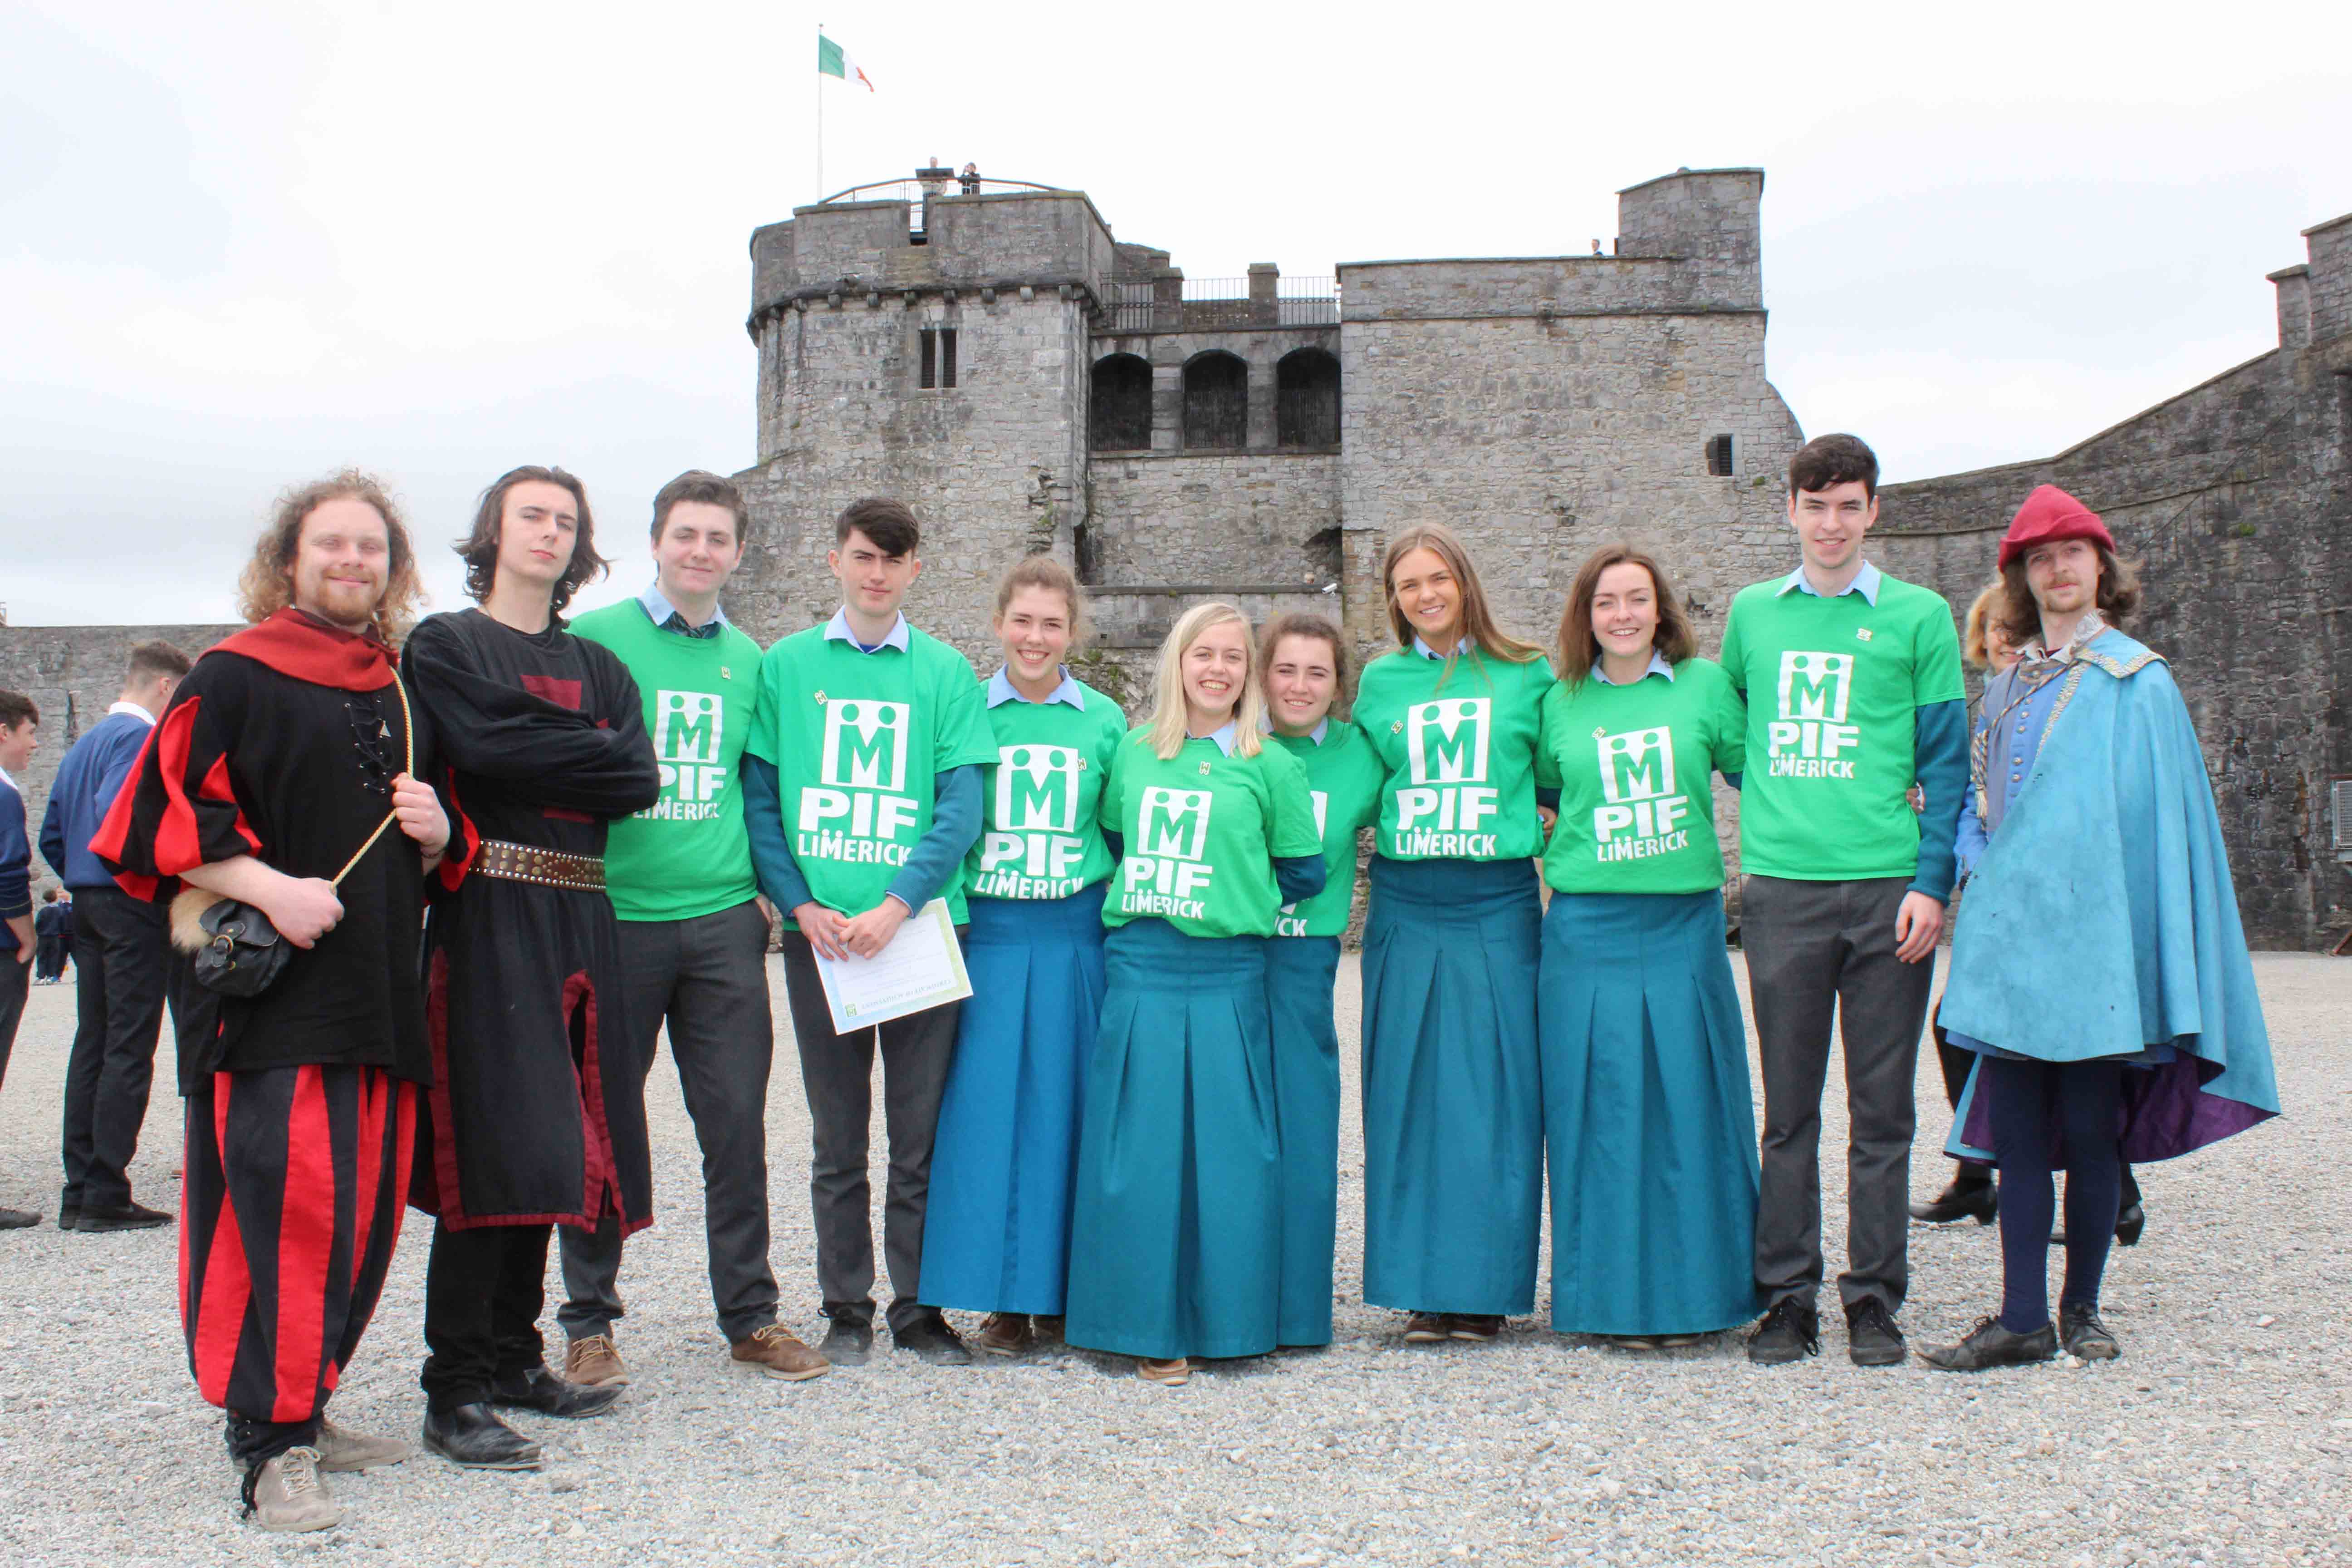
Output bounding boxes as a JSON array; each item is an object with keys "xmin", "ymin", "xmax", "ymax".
[
  {"xmin": 1064, "ymin": 602, "xmax": 1324, "ymax": 1386},
  {"xmin": 919, "ymin": 558, "xmax": 1128, "ymax": 1357},
  {"xmin": 1348, "ymin": 524, "xmax": 1554, "ymax": 1345},
  {"xmin": 1258, "ymin": 613, "xmax": 1384, "ymax": 1351},
  {"xmin": 1532, "ymin": 545, "xmax": 1760, "ymax": 1349}
]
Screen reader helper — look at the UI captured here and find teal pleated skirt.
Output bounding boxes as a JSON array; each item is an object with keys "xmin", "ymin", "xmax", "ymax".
[
  {"xmin": 1359, "ymin": 856, "xmax": 1544, "ymax": 1315},
  {"xmin": 1538, "ymin": 888, "xmax": 1761, "ymax": 1335},
  {"xmin": 1268, "ymin": 935, "xmax": 1342, "ymax": 1347},
  {"xmin": 920, "ymin": 885, "xmax": 1107, "ymax": 1316},
  {"xmin": 1064, "ymin": 920, "xmax": 1281, "ymax": 1361}
]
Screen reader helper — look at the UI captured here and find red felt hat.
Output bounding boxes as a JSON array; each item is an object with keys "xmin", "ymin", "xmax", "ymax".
[{"xmin": 1998, "ymin": 485, "xmax": 2115, "ymax": 569}]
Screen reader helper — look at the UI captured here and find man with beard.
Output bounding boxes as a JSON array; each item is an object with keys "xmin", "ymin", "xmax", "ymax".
[
  {"xmin": 402, "ymin": 465, "xmax": 660, "ymax": 1470},
  {"xmin": 91, "ymin": 471, "xmax": 450, "ymax": 1529}
]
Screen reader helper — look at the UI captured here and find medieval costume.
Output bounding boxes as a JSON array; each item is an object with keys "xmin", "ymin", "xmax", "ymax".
[
  {"xmin": 88, "ymin": 609, "xmax": 442, "ymax": 1497},
  {"xmin": 399, "ymin": 608, "xmax": 659, "ymax": 1422}
]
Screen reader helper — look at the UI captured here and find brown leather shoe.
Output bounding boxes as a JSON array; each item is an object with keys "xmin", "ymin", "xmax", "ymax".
[
  {"xmin": 1402, "ymin": 1312, "xmax": 1449, "ymax": 1343},
  {"xmin": 730, "ymin": 1324, "xmax": 831, "ymax": 1382},
  {"xmin": 975, "ymin": 1312, "xmax": 1032, "ymax": 1357},
  {"xmin": 1137, "ymin": 1356, "xmax": 1190, "ymax": 1385},
  {"xmin": 564, "ymin": 1333, "xmax": 627, "ymax": 1388}
]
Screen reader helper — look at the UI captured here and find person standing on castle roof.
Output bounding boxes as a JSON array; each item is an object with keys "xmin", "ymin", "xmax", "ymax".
[
  {"xmin": 0, "ymin": 689, "xmax": 39, "ymax": 1230},
  {"xmin": 1533, "ymin": 544, "xmax": 1761, "ymax": 1350},
  {"xmin": 1719, "ymin": 432, "xmax": 1969, "ymax": 1370},
  {"xmin": 917, "ymin": 556, "xmax": 1128, "ymax": 1357},
  {"xmin": 1921, "ymin": 488, "xmax": 2276, "ymax": 1371},
  {"xmin": 1257, "ymin": 612, "xmax": 1384, "ymax": 1352},
  {"xmin": 552, "ymin": 470, "xmax": 829, "ymax": 1389},
  {"xmin": 1348, "ymin": 523, "xmax": 1557, "ymax": 1348},
  {"xmin": 740, "ymin": 496, "xmax": 996, "ymax": 1368},
  {"xmin": 402, "ymin": 465, "xmax": 662, "ymax": 1470},
  {"xmin": 1063, "ymin": 602, "xmax": 1325, "ymax": 1384},
  {"xmin": 41, "ymin": 636, "xmax": 192, "ymax": 1233},
  {"xmin": 88, "ymin": 471, "xmax": 452, "ymax": 1529}
]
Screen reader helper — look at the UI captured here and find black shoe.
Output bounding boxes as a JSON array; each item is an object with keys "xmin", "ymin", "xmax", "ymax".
[
  {"xmin": 1918, "ymin": 1315, "xmax": 2060, "ymax": 1372},
  {"xmin": 57, "ymin": 1193, "xmax": 78, "ymax": 1231},
  {"xmin": 76, "ymin": 1200, "xmax": 171, "ymax": 1232},
  {"xmin": 2113, "ymin": 1202, "xmax": 2146, "ymax": 1247},
  {"xmin": 2058, "ymin": 1301, "xmax": 2121, "ymax": 1361},
  {"xmin": 420, "ymin": 1403, "xmax": 542, "ymax": 1470},
  {"xmin": 1746, "ymin": 1298, "xmax": 1819, "ymax": 1365},
  {"xmin": 487, "ymin": 1364, "xmax": 622, "ymax": 1419},
  {"xmin": 0, "ymin": 1206, "xmax": 38, "ymax": 1231},
  {"xmin": 891, "ymin": 1311, "xmax": 974, "ymax": 1366},
  {"xmin": 1844, "ymin": 1298, "xmax": 1907, "ymax": 1367},
  {"xmin": 821, "ymin": 1315, "xmax": 875, "ymax": 1367},
  {"xmin": 1909, "ymin": 1177, "xmax": 1997, "ymax": 1225}
]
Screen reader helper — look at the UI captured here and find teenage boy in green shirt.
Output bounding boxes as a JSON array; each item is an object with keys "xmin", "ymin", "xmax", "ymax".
[
  {"xmin": 742, "ymin": 497, "xmax": 994, "ymax": 1367},
  {"xmin": 556, "ymin": 471, "xmax": 828, "ymax": 1387},
  {"xmin": 1718, "ymin": 433, "xmax": 1967, "ymax": 1370}
]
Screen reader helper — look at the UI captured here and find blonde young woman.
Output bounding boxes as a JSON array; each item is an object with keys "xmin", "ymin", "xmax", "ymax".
[
  {"xmin": 1063, "ymin": 603, "xmax": 1324, "ymax": 1385},
  {"xmin": 1349, "ymin": 525, "xmax": 1555, "ymax": 1344}
]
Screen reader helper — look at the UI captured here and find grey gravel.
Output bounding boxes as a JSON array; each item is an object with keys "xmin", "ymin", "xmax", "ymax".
[{"xmin": 0, "ymin": 953, "xmax": 2346, "ymax": 1566}]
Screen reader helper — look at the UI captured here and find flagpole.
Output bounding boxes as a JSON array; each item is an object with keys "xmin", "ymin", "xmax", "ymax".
[{"xmin": 815, "ymin": 22, "xmax": 824, "ymax": 202}]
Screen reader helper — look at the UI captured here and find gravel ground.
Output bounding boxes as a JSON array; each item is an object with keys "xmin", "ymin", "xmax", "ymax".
[{"xmin": 0, "ymin": 952, "xmax": 2345, "ymax": 1568}]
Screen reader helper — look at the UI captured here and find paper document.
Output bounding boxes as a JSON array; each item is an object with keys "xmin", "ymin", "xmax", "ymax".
[{"xmin": 812, "ymin": 898, "xmax": 973, "ymax": 1033}]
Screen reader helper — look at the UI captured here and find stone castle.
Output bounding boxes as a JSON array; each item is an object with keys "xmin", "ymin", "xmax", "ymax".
[{"xmin": 3, "ymin": 165, "xmax": 2346, "ymax": 947}]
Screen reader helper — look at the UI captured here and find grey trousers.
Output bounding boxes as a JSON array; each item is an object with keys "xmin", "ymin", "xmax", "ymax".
[
  {"xmin": 557, "ymin": 899, "xmax": 779, "ymax": 1343},
  {"xmin": 777, "ymin": 928, "xmax": 962, "ymax": 1333},
  {"xmin": 1743, "ymin": 874, "xmax": 1935, "ymax": 1315}
]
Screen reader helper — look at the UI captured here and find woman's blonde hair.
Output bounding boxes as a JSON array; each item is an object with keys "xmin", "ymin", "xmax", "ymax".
[
  {"xmin": 1144, "ymin": 601, "xmax": 1264, "ymax": 760},
  {"xmin": 1380, "ymin": 523, "xmax": 1546, "ymax": 672},
  {"xmin": 994, "ymin": 554, "xmax": 1088, "ymax": 649},
  {"xmin": 236, "ymin": 469, "xmax": 424, "ymax": 645},
  {"xmin": 1960, "ymin": 582, "xmax": 2002, "ymax": 671}
]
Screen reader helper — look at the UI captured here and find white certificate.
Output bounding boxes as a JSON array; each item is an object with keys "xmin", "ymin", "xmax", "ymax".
[{"xmin": 812, "ymin": 898, "xmax": 974, "ymax": 1033}]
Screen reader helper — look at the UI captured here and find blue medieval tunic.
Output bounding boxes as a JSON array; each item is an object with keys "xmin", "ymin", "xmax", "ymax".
[{"xmin": 1941, "ymin": 627, "xmax": 2278, "ymax": 1161}]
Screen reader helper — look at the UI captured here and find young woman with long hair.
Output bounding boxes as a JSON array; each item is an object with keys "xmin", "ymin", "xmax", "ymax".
[
  {"xmin": 1348, "ymin": 524, "xmax": 1555, "ymax": 1345},
  {"xmin": 1063, "ymin": 603, "xmax": 1325, "ymax": 1385}
]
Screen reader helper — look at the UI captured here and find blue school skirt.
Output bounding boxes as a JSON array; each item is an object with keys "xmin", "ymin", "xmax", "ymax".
[
  {"xmin": 1268, "ymin": 934, "xmax": 1343, "ymax": 1347},
  {"xmin": 919, "ymin": 885, "xmax": 1107, "ymax": 1316}
]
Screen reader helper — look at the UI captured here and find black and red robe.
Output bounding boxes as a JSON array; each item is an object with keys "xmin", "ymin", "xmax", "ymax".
[
  {"xmin": 90, "ymin": 608, "xmax": 447, "ymax": 1441},
  {"xmin": 400, "ymin": 607, "xmax": 661, "ymax": 1235}
]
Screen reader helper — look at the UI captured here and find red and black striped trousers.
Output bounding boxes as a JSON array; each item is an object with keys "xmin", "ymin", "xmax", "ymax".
[{"xmin": 181, "ymin": 1064, "xmax": 415, "ymax": 1465}]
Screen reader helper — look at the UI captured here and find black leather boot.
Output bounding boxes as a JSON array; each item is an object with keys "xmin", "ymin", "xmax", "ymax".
[
  {"xmin": 488, "ymin": 1363, "xmax": 622, "ymax": 1419},
  {"xmin": 420, "ymin": 1403, "xmax": 541, "ymax": 1470}
]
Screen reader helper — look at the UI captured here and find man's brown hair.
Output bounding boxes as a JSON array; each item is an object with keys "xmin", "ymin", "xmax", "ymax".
[
  {"xmin": 237, "ymin": 469, "xmax": 425, "ymax": 644},
  {"xmin": 1259, "ymin": 612, "xmax": 1354, "ymax": 716},
  {"xmin": 1553, "ymin": 544, "xmax": 1696, "ymax": 690},
  {"xmin": 835, "ymin": 496, "xmax": 921, "ymax": 555},
  {"xmin": 0, "ymin": 690, "xmax": 38, "ymax": 731},
  {"xmin": 1787, "ymin": 432, "xmax": 1880, "ymax": 500},
  {"xmin": 652, "ymin": 470, "xmax": 751, "ymax": 544},
  {"xmin": 1995, "ymin": 541, "xmax": 2141, "ymax": 648},
  {"xmin": 126, "ymin": 640, "xmax": 192, "ymax": 686},
  {"xmin": 457, "ymin": 465, "xmax": 608, "ymax": 614}
]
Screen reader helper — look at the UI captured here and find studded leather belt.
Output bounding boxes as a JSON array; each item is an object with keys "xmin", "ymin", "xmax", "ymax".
[{"xmin": 475, "ymin": 839, "xmax": 607, "ymax": 892}]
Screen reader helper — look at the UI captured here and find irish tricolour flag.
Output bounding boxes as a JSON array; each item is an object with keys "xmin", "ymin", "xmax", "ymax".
[{"xmin": 818, "ymin": 34, "xmax": 873, "ymax": 90}]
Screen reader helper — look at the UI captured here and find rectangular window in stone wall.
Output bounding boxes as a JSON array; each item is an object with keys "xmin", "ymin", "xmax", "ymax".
[
  {"xmin": 919, "ymin": 328, "xmax": 959, "ymax": 390},
  {"xmin": 1705, "ymin": 434, "xmax": 1735, "ymax": 476}
]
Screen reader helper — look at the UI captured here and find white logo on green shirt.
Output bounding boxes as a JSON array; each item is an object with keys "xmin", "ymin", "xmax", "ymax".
[
  {"xmin": 1769, "ymin": 652, "xmax": 1862, "ymax": 779},
  {"xmin": 975, "ymin": 744, "xmax": 1088, "ymax": 896},
  {"xmin": 1594, "ymin": 726, "xmax": 1692, "ymax": 859},
  {"xmin": 1394, "ymin": 697, "xmax": 1499, "ymax": 853},
  {"xmin": 799, "ymin": 697, "xmax": 919, "ymax": 863},
  {"xmin": 823, "ymin": 699, "xmax": 909, "ymax": 791},
  {"xmin": 646, "ymin": 690, "xmax": 728, "ymax": 820},
  {"xmin": 1124, "ymin": 785, "xmax": 1215, "ymax": 917}
]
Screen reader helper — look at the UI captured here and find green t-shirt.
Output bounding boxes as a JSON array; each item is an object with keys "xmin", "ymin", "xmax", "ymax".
[
  {"xmin": 1717, "ymin": 569, "xmax": 1965, "ymax": 881},
  {"xmin": 1265, "ymin": 721, "xmax": 1386, "ymax": 937},
  {"xmin": 568, "ymin": 601, "xmax": 765, "ymax": 923},
  {"xmin": 963, "ymin": 674, "xmax": 1130, "ymax": 901},
  {"xmin": 1097, "ymin": 727, "xmax": 1323, "ymax": 939},
  {"xmin": 1533, "ymin": 658, "xmax": 1745, "ymax": 896},
  {"xmin": 746, "ymin": 622, "xmax": 997, "ymax": 926},
  {"xmin": 1350, "ymin": 646, "xmax": 1555, "ymax": 862}
]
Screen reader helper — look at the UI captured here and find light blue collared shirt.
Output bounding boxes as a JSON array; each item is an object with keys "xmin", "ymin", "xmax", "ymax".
[
  {"xmin": 1191, "ymin": 721, "xmax": 1240, "ymax": 757},
  {"xmin": 1262, "ymin": 716, "xmax": 1331, "ymax": 744},
  {"xmin": 1412, "ymin": 635, "xmax": 1481, "ymax": 661},
  {"xmin": 1776, "ymin": 559, "xmax": 1882, "ymax": 607},
  {"xmin": 823, "ymin": 607, "xmax": 911, "ymax": 654},
  {"xmin": 640, "ymin": 580, "xmax": 729, "ymax": 637},
  {"xmin": 986, "ymin": 666, "xmax": 1087, "ymax": 709},
  {"xmin": 1591, "ymin": 651, "xmax": 1677, "ymax": 686}
]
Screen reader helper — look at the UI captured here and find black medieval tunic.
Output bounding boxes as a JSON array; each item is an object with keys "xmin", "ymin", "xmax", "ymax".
[
  {"xmin": 402, "ymin": 608, "xmax": 661, "ymax": 1234},
  {"xmin": 90, "ymin": 610, "xmax": 440, "ymax": 1090}
]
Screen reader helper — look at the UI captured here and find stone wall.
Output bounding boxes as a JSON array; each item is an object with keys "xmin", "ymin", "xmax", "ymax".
[
  {"xmin": 0, "ymin": 623, "xmax": 239, "ymax": 883},
  {"xmin": 1085, "ymin": 453, "xmax": 1341, "ymax": 593}
]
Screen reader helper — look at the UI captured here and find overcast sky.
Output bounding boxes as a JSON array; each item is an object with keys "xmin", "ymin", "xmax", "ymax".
[{"xmin": 5, "ymin": 0, "xmax": 2348, "ymax": 627}]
